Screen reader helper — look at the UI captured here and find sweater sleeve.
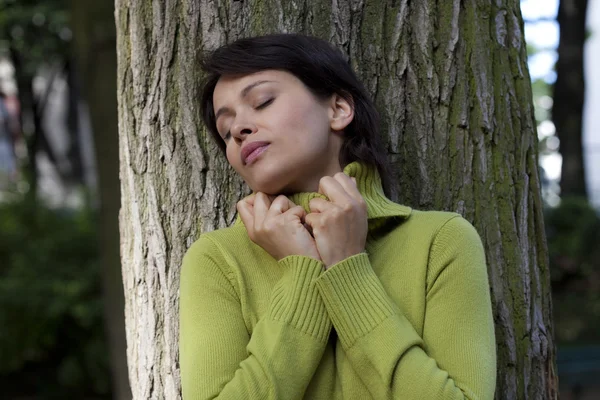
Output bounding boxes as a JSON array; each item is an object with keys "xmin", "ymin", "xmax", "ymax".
[
  {"xmin": 314, "ymin": 216, "xmax": 497, "ymax": 400},
  {"xmin": 179, "ymin": 235, "xmax": 332, "ymax": 399}
]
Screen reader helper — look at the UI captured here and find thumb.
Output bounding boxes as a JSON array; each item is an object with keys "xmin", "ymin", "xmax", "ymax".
[{"xmin": 237, "ymin": 200, "xmax": 255, "ymax": 232}]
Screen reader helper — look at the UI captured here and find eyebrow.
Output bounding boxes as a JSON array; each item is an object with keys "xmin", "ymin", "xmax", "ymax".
[{"xmin": 214, "ymin": 80, "xmax": 275, "ymax": 121}]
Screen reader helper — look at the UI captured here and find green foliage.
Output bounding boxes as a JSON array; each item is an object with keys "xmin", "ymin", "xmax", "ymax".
[
  {"xmin": 0, "ymin": 0, "xmax": 70, "ymax": 76},
  {"xmin": 0, "ymin": 197, "xmax": 110, "ymax": 398},
  {"xmin": 546, "ymin": 197, "xmax": 600, "ymax": 281},
  {"xmin": 545, "ymin": 197, "xmax": 600, "ymax": 344}
]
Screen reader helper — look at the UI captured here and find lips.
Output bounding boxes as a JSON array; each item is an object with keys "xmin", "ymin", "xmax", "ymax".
[{"xmin": 241, "ymin": 141, "xmax": 270, "ymax": 165}]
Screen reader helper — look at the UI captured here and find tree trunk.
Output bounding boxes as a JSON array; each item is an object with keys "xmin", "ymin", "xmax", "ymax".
[
  {"xmin": 553, "ymin": 0, "xmax": 589, "ymax": 199},
  {"xmin": 115, "ymin": 0, "xmax": 557, "ymax": 398},
  {"xmin": 9, "ymin": 46, "xmax": 38, "ymax": 199},
  {"xmin": 71, "ymin": 2, "xmax": 132, "ymax": 399}
]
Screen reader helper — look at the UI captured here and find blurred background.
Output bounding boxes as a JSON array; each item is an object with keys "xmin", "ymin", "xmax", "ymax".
[{"xmin": 0, "ymin": 0, "xmax": 598, "ymax": 399}]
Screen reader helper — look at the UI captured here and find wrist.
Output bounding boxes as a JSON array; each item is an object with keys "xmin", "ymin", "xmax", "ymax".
[
  {"xmin": 275, "ymin": 249, "xmax": 322, "ymax": 263},
  {"xmin": 323, "ymin": 249, "xmax": 365, "ymax": 269}
]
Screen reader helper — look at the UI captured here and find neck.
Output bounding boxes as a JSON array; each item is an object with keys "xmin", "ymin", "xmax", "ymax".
[
  {"xmin": 236, "ymin": 161, "xmax": 411, "ymax": 231},
  {"xmin": 282, "ymin": 161, "xmax": 343, "ymax": 194},
  {"xmin": 281, "ymin": 140, "xmax": 344, "ymax": 194}
]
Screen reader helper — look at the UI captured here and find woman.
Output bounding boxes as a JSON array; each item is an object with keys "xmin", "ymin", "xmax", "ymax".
[{"xmin": 179, "ymin": 33, "xmax": 496, "ymax": 399}]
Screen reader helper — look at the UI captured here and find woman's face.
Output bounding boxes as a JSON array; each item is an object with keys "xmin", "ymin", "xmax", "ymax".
[{"xmin": 212, "ymin": 70, "xmax": 353, "ymax": 194}]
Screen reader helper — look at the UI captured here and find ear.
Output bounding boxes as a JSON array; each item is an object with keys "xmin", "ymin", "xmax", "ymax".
[{"xmin": 328, "ymin": 94, "xmax": 354, "ymax": 132}]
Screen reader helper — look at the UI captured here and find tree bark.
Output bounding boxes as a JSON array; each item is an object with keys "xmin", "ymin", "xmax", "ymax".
[
  {"xmin": 553, "ymin": 0, "xmax": 589, "ymax": 198},
  {"xmin": 115, "ymin": 0, "xmax": 557, "ymax": 398},
  {"xmin": 71, "ymin": 2, "xmax": 132, "ymax": 399}
]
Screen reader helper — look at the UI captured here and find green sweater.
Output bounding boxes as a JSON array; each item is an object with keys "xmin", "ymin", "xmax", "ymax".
[{"xmin": 179, "ymin": 162, "xmax": 497, "ymax": 399}]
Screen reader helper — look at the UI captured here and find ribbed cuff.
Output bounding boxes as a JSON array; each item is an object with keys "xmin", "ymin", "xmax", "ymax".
[
  {"xmin": 315, "ymin": 253, "xmax": 396, "ymax": 348},
  {"xmin": 268, "ymin": 256, "xmax": 331, "ymax": 342}
]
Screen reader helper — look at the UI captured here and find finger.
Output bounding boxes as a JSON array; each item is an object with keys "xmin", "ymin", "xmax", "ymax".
[
  {"xmin": 304, "ymin": 212, "xmax": 322, "ymax": 232},
  {"xmin": 296, "ymin": 206, "xmax": 314, "ymax": 238},
  {"xmin": 241, "ymin": 193, "xmax": 257, "ymax": 206},
  {"xmin": 303, "ymin": 222, "xmax": 314, "ymax": 237},
  {"xmin": 318, "ymin": 175, "xmax": 352, "ymax": 204},
  {"xmin": 267, "ymin": 195, "xmax": 292, "ymax": 217},
  {"xmin": 238, "ymin": 194, "xmax": 257, "ymax": 211},
  {"xmin": 253, "ymin": 192, "xmax": 271, "ymax": 226},
  {"xmin": 284, "ymin": 206, "xmax": 310, "ymax": 235},
  {"xmin": 237, "ymin": 200, "xmax": 255, "ymax": 232},
  {"xmin": 309, "ymin": 197, "xmax": 336, "ymax": 213},
  {"xmin": 284, "ymin": 205, "xmax": 306, "ymax": 221},
  {"xmin": 334, "ymin": 173, "xmax": 363, "ymax": 202}
]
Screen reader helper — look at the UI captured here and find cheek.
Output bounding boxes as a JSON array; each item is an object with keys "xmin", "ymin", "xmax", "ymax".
[
  {"xmin": 225, "ymin": 145, "xmax": 242, "ymax": 172},
  {"xmin": 280, "ymin": 106, "xmax": 328, "ymax": 142},
  {"xmin": 225, "ymin": 145, "xmax": 233, "ymax": 164},
  {"xmin": 293, "ymin": 117, "xmax": 330, "ymax": 151}
]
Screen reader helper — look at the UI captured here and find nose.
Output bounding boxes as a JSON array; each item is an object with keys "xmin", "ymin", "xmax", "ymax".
[{"xmin": 230, "ymin": 117, "xmax": 257, "ymax": 143}]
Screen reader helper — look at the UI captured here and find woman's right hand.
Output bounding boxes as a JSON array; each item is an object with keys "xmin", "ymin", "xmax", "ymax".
[{"xmin": 237, "ymin": 193, "xmax": 322, "ymax": 262}]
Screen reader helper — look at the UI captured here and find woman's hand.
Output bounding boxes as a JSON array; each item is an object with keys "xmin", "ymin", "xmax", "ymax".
[
  {"xmin": 305, "ymin": 173, "xmax": 368, "ymax": 268},
  {"xmin": 237, "ymin": 193, "xmax": 322, "ymax": 262}
]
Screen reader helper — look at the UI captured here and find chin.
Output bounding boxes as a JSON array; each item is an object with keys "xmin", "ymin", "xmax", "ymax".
[
  {"xmin": 245, "ymin": 165, "xmax": 296, "ymax": 195},
  {"xmin": 248, "ymin": 179, "xmax": 287, "ymax": 196}
]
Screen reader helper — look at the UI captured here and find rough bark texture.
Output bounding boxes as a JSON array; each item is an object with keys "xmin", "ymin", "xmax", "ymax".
[
  {"xmin": 554, "ymin": 0, "xmax": 589, "ymax": 198},
  {"xmin": 115, "ymin": 0, "xmax": 557, "ymax": 399},
  {"xmin": 71, "ymin": 2, "xmax": 131, "ymax": 399}
]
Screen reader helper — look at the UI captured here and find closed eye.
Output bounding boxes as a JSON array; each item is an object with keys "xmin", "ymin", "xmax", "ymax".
[
  {"xmin": 221, "ymin": 98, "xmax": 274, "ymax": 141},
  {"xmin": 256, "ymin": 98, "xmax": 274, "ymax": 110}
]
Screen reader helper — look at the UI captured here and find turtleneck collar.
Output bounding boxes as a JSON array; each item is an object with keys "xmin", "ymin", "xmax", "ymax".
[{"xmin": 235, "ymin": 161, "xmax": 411, "ymax": 232}]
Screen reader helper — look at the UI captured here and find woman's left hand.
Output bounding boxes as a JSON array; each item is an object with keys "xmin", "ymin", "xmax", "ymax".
[{"xmin": 305, "ymin": 173, "xmax": 368, "ymax": 269}]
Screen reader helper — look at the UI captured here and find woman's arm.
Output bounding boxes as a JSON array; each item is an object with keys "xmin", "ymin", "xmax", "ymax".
[
  {"xmin": 179, "ymin": 235, "xmax": 331, "ymax": 399},
  {"xmin": 314, "ymin": 216, "xmax": 497, "ymax": 399}
]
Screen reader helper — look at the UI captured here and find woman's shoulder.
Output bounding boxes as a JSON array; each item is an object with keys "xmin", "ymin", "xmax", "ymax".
[
  {"xmin": 404, "ymin": 209, "xmax": 484, "ymax": 254},
  {"xmin": 180, "ymin": 226, "xmax": 254, "ymax": 300},
  {"xmin": 388, "ymin": 208, "xmax": 482, "ymax": 248},
  {"xmin": 202, "ymin": 223, "xmax": 249, "ymax": 243},
  {"xmin": 408, "ymin": 209, "xmax": 467, "ymax": 228},
  {"xmin": 184, "ymin": 224, "xmax": 250, "ymax": 261}
]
